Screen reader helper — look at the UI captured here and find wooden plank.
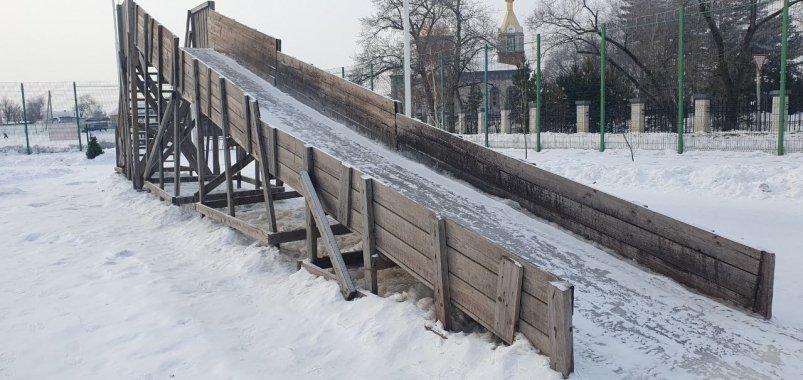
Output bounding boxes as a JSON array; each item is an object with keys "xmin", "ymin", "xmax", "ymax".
[
  {"xmin": 338, "ymin": 165, "xmax": 352, "ymax": 226},
  {"xmin": 431, "ymin": 216, "xmax": 452, "ymax": 330},
  {"xmin": 195, "ymin": 203, "xmax": 268, "ymax": 245},
  {"xmin": 219, "ymin": 77, "xmax": 236, "ymax": 217},
  {"xmin": 299, "ymin": 170, "xmax": 358, "ymax": 300},
  {"xmin": 444, "ymin": 219, "xmax": 555, "ymax": 302},
  {"xmin": 265, "ymin": 224, "xmax": 352, "ymax": 246},
  {"xmin": 192, "ymin": 59, "xmax": 207, "ymax": 202},
  {"xmin": 519, "ymin": 319, "xmax": 552, "ymax": 357},
  {"xmin": 302, "ymin": 145, "xmax": 318, "ymax": 262},
  {"xmin": 374, "ymin": 225, "xmax": 433, "ymax": 284},
  {"xmin": 548, "ymin": 281, "xmax": 574, "ymax": 377},
  {"xmin": 144, "ymin": 181, "xmax": 174, "ymax": 204},
  {"xmin": 253, "ymin": 100, "xmax": 278, "ymax": 233},
  {"xmin": 372, "ymin": 179, "xmax": 434, "ymax": 232},
  {"xmin": 401, "ymin": 124, "xmax": 759, "ymax": 301},
  {"xmin": 361, "ymin": 176, "xmax": 378, "ymax": 294},
  {"xmin": 398, "ymin": 117, "xmax": 765, "ymax": 298},
  {"xmin": 243, "ymin": 94, "xmax": 252, "ymax": 155},
  {"xmin": 753, "ymin": 251, "xmax": 775, "ymax": 318},
  {"xmin": 494, "ymin": 258, "xmax": 524, "ymax": 344}
]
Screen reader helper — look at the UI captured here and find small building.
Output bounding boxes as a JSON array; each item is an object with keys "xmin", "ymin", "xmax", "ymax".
[
  {"xmin": 390, "ymin": 0, "xmax": 528, "ymax": 131},
  {"xmin": 52, "ymin": 110, "xmax": 78, "ymax": 124}
]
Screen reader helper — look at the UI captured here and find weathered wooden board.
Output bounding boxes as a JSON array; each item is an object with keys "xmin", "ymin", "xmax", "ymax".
[{"xmin": 396, "ymin": 114, "xmax": 771, "ymax": 317}]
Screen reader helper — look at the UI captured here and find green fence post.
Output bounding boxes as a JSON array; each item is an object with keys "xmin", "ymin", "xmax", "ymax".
[
  {"xmin": 440, "ymin": 52, "xmax": 445, "ymax": 130},
  {"xmin": 20, "ymin": 83, "xmax": 31, "ymax": 155},
  {"xmin": 341, "ymin": 67, "xmax": 345, "ymax": 79},
  {"xmin": 778, "ymin": 0, "xmax": 789, "ymax": 156},
  {"xmin": 73, "ymin": 82, "xmax": 83, "ymax": 151},
  {"xmin": 676, "ymin": 6, "xmax": 686, "ymax": 154},
  {"xmin": 484, "ymin": 44, "xmax": 489, "ymax": 148},
  {"xmin": 370, "ymin": 63, "xmax": 374, "ymax": 91},
  {"xmin": 536, "ymin": 33, "xmax": 542, "ymax": 152},
  {"xmin": 599, "ymin": 24, "xmax": 606, "ymax": 152}
]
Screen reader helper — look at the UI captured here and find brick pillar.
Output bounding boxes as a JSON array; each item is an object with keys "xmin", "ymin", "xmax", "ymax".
[
  {"xmin": 630, "ymin": 98, "xmax": 645, "ymax": 133},
  {"xmin": 501, "ymin": 109, "xmax": 511, "ymax": 134},
  {"xmin": 458, "ymin": 112, "xmax": 466, "ymax": 134},
  {"xmin": 478, "ymin": 108, "xmax": 486, "ymax": 135},
  {"xmin": 529, "ymin": 101, "xmax": 536, "ymax": 134},
  {"xmin": 770, "ymin": 90, "xmax": 790, "ymax": 133},
  {"xmin": 693, "ymin": 95, "xmax": 711, "ymax": 133},
  {"xmin": 576, "ymin": 101, "xmax": 590, "ymax": 133}
]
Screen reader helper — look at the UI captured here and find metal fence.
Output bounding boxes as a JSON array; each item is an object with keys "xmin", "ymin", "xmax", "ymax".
[
  {"xmin": 456, "ymin": 0, "xmax": 802, "ymax": 155},
  {"xmin": 0, "ymin": 81, "xmax": 118, "ymax": 154}
]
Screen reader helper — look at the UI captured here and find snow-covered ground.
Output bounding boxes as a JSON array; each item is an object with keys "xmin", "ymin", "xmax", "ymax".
[
  {"xmin": 0, "ymin": 151, "xmax": 558, "ymax": 379},
  {"xmin": 3, "ymin": 148, "xmax": 801, "ymax": 379},
  {"xmin": 459, "ymin": 132, "xmax": 803, "ymax": 154}
]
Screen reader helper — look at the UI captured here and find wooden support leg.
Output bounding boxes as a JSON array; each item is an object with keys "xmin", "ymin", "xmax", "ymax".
[
  {"xmin": 432, "ymin": 215, "xmax": 452, "ymax": 330},
  {"xmin": 219, "ymin": 77, "xmax": 235, "ymax": 217},
  {"xmin": 306, "ymin": 205, "xmax": 318, "ymax": 262},
  {"xmin": 360, "ymin": 176, "xmax": 378, "ymax": 294},
  {"xmin": 236, "ymin": 146, "xmax": 244, "ymax": 189},
  {"xmin": 173, "ymin": 93, "xmax": 181, "ymax": 197},
  {"xmin": 252, "ymin": 100, "xmax": 278, "ymax": 232},
  {"xmin": 192, "ymin": 59, "xmax": 206, "ymax": 204}
]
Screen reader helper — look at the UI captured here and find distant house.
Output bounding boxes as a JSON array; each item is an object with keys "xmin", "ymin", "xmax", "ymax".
[{"xmin": 52, "ymin": 110, "xmax": 78, "ymax": 124}]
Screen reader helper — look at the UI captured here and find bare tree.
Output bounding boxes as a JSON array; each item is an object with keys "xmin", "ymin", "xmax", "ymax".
[
  {"xmin": 0, "ymin": 97, "xmax": 22, "ymax": 124},
  {"xmin": 528, "ymin": 0, "xmax": 802, "ymax": 129},
  {"xmin": 78, "ymin": 94, "xmax": 105, "ymax": 118},
  {"xmin": 25, "ymin": 96, "xmax": 45, "ymax": 123},
  {"xmin": 353, "ymin": 0, "xmax": 495, "ymax": 128}
]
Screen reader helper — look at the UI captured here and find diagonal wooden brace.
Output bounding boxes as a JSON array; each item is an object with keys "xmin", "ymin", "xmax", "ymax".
[
  {"xmin": 298, "ymin": 169, "xmax": 358, "ymax": 300},
  {"xmin": 198, "ymin": 155, "xmax": 255, "ymax": 196}
]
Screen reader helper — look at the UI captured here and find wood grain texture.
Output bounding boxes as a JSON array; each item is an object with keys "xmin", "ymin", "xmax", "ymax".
[
  {"xmin": 361, "ymin": 176, "xmax": 378, "ymax": 294},
  {"xmin": 548, "ymin": 281, "xmax": 574, "ymax": 377},
  {"xmin": 396, "ymin": 114, "xmax": 771, "ymax": 317},
  {"xmin": 431, "ymin": 216, "xmax": 453, "ymax": 330},
  {"xmin": 494, "ymin": 258, "xmax": 523, "ymax": 344}
]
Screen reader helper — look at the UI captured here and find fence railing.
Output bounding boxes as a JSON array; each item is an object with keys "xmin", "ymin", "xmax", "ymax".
[{"xmin": 0, "ymin": 82, "xmax": 118, "ymax": 154}]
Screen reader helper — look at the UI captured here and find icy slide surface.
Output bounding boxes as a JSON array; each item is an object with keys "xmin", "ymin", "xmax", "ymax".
[{"xmin": 185, "ymin": 48, "xmax": 803, "ymax": 379}]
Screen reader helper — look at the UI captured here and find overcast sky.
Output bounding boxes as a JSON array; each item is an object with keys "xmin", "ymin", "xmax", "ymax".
[{"xmin": 0, "ymin": 0, "xmax": 535, "ymax": 83}]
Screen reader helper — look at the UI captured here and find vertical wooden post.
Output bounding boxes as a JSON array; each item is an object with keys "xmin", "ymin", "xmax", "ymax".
[
  {"xmin": 142, "ymin": 14, "xmax": 151, "ymax": 181},
  {"xmin": 236, "ymin": 146, "xmax": 244, "ymax": 189},
  {"xmin": 304, "ymin": 145, "xmax": 318, "ymax": 262},
  {"xmin": 754, "ymin": 251, "xmax": 775, "ymax": 319},
  {"xmin": 360, "ymin": 176, "xmax": 378, "ymax": 294},
  {"xmin": 156, "ymin": 24, "xmax": 165, "ymax": 189},
  {"xmin": 172, "ymin": 37, "xmax": 181, "ymax": 197},
  {"xmin": 128, "ymin": 1, "xmax": 141, "ymax": 189},
  {"xmin": 548, "ymin": 281, "xmax": 574, "ymax": 377},
  {"xmin": 243, "ymin": 94, "xmax": 253, "ymax": 155},
  {"xmin": 209, "ymin": 67, "xmax": 219, "ymax": 175},
  {"xmin": 192, "ymin": 59, "xmax": 206, "ymax": 203},
  {"xmin": 219, "ymin": 77, "xmax": 235, "ymax": 217},
  {"xmin": 338, "ymin": 165, "xmax": 352, "ymax": 226},
  {"xmin": 270, "ymin": 128, "xmax": 280, "ymax": 186},
  {"xmin": 252, "ymin": 100, "xmax": 278, "ymax": 233},
  {"xmin": 431, "ymin": 215, "xmax": 452, "ymax": 330},
  {"xmin": 494, "ymin": 257, "xmax": 523, "ymax": 343}
]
